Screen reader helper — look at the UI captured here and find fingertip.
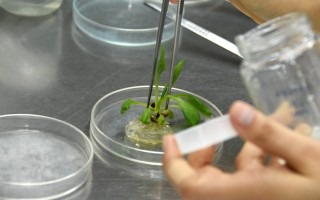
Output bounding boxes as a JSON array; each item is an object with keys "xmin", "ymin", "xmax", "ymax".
[
  {"xmin": 163, "ymin": 135, "xmax": 181, "ymax": 168},
  {"xmin": 230, "ymin": 101, "xmax": 255, "ymax": 128},
  {"xmin": 294, "ymin": 123, "xmax": 312, "ymax": 136},
  {"xmin": 163, "ymin": 134, "xmax": 178, "ymax": 154},
  {"xmin": 270, "ymin": 101, "xmax": 295, "ymax": 125}
]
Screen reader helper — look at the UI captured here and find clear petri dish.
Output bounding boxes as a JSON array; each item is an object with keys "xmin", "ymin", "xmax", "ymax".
[
  {"xmin": 73, "ymin": 0, "xmax": 175, "ymax": 46},
  {"xmin": 0, "ymin": 0, "xmax": 63, "ymax": 17},
  {"xmin": 0, "ymin": 114, "xmax": 93, "ymax": 199},
  {"xmin": 71, "ymin": 21, "xmax": 158, "ymax": 61},
  {"xmin": 90, "ymin": 86, "xmax": 223, "ymax": 166}
]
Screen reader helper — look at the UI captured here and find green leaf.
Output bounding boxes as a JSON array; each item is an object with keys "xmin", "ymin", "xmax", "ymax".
[
  {"xmin": 172, "ymin": 97, "xmax": 200, "ymax": 126},
  {"xmin": 179, "ymin": 94, "xmax": 213, "ymax": 117},
  {"xmin": 120, "ymin": 99, "xmax": 147, "ymax": 114},
  {"xmin": 160, "ymin": 84, "xmax": 168, "ymax": 99},
  {"xmin": 156, "ymin": 47, "xmax": 166, "ymax": 82},
  {"xmin": 172, "ymin": 60, "xmax": 184, "ymax": 86},
  {"xmin": 120, "ymin": 99, "xmax": 135, "ymax": 114},
  {"xmin": 157, "ymin": 114, "xmax": 166, "ymax": 125},
  {"xmin": 157, "ymin": 84, "xmax": 169, "ymax": 109},
  {"xmin": 140, "ymin": 108, "xmax": 152, "ymax": 124}
]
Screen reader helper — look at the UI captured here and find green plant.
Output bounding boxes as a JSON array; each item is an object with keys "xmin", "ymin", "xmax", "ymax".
[{"xmin": 120, "ymin": 47, "xmax": 213, "ymax": 126}]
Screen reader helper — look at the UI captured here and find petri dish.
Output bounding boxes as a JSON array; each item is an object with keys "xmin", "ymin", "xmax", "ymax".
[
  {"xmin": 0, "ymin": 114, "xmax": 93, "ymax": 199},
  {"xmin": 90, "ymin": 86, "xmax": 223, "ymax": 166},
  {"xmin": 71, "ymin": 21, "xmax": 158, "ymax": 61},
  {"xmin": 91, "ymin": 136, "xmax": 165, "ymax": 179},
  {"xmin": 73, "ymin": 0, "xmax": 175, "ymax": 46},
  {"xmin": 0, "ymin": 0, "xmax": 63, "ymax": 17}
]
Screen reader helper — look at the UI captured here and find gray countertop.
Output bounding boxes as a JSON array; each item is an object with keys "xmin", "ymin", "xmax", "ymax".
[{"xmin": 0, "ymin": 1, "xmax": 256, "ymax": 199}]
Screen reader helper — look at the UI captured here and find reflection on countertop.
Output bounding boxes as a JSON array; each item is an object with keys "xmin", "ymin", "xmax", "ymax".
[{"xmin": 0, "ymin": 9, "xmax": 63, "ymax": 92}]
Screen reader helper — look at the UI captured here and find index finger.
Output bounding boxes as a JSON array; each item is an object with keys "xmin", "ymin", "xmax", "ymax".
[{"xmin": 162, "ymin": 135, "xmax": 195, "ymax": 187}]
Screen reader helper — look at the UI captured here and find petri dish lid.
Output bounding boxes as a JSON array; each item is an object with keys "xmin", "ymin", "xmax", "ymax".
[
  {"xmin": 0, "ymin": 114, "xmax": 93, "ymax": 199},
  {"xmin": 73, "ymin": 0, "xmax": 176, "ymax": 46}
]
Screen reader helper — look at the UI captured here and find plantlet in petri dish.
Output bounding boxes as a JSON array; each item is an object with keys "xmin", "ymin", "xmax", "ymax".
[{"xmin": 121, "ymin": 47, "xmax": 213, "ymax": 149}]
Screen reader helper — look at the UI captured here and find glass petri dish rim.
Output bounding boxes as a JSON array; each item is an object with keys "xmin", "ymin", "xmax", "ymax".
[
  {"xmin": 0, "ymin": 114, "xmax": 94, "ymax": 187},
  {"xmin": 72, "ymin": 0, "xmax": 174, "ymax": 33},
  {"xmin": 90, "ymin": 85, "xmax": 223, "ymax": 156}
]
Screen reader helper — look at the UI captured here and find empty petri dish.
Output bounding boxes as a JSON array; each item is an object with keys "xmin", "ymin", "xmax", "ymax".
[
  {"xmin": 0, "ymin": 114, "xmax": 93, "ymax": 199},
  {"xmin": 90, "ymin": 86, "xmax": 223, "ymax": 166},
  {"xmin": 73, "ymin": 0, "xmax": 175, "ymax": 46}
]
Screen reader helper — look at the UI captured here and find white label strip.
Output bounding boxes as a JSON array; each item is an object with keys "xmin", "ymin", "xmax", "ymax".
[{"xmin": 174, "ymin": 115, "xmax": 238, "ymax": 155}]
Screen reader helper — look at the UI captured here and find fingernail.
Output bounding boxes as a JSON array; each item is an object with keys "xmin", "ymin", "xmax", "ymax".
[{"xmin": 234, "ymin": 102, "xmax": 255, "ymax": 127}]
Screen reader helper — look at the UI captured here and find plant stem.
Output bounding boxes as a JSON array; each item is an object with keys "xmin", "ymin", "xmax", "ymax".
[{"xmin": 154, "ymin": 73, "xmax": 161, "ymax": 112}]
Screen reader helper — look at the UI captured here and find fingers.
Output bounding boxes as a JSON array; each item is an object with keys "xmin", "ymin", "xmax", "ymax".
[
  {"xmin": 270, "ymin": 101, "xmax": 312, "ymax": 136},
  {"xmin": 162, "ymin": 135, "xmax": 195, "ymax": 187},
  {"xmin": 163, "ymin": 136, "xmax": 226, "ymax": 199},
  {"xmin": 236, "ymin": 142, "xmax": 265, "ymax": 170},
  {"xmin": 237, "ymin": 102, "xmax": 295, "ymax": 170},
  {"xmin": 294, "ymin": 123, "xmax": 312, "ymax": 136},
  {"xmin": 270, "ymin": 101, "xmax": 295, "ymax": 126},
  {"xmin": 188, "ymin": 146, "xmax": 216, "ymax": 169},
  {"xmin": 229, "ymin": 101, "xmax": 320, "ymax": 176},
  {"xmin": 229, "ymin": 0, "xmax": 265, "ymax": 24}
]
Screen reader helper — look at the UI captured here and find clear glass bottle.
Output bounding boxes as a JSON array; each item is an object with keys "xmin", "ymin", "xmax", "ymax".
[
  {"xmin": 236, "ymin": 13, "xmax": 320, "ymax": 139},
  {"xmin": 0, "ymin": 0, "xmax": 63, "ymax": 17}
]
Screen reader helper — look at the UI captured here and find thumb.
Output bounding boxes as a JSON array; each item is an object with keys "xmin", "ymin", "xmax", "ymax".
[{"xmin": 229, "ymin": 101, "xmax": 320, "ymax": 175}]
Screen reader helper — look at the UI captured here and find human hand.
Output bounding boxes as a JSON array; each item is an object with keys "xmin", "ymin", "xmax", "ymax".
[
  {"xmin": 170, "ymin": 0, "xmax": 320, "ymax": 32},
  {"xmin": 229, "ymin": 0, "xmax": 320, "ymax": 30},
  {"xmin": 162, "ymin": 101, "xmax": 320, "ymax": 200}
]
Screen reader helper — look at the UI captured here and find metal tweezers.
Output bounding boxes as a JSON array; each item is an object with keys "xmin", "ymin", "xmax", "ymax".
[{"xmin": 146, "ymin": 0, "xmax": 185, "ymax": 108}]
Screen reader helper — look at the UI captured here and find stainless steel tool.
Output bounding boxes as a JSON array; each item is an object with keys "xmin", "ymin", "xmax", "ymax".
[
  {"xmin": 146, "ymin": 0, "xmax": 170, "ymax": 108},
  {"xmin": 144, "ymin": 1, "xmax": 243, "ymax": 58},
  {"xmin": 165, "ymin": 0, "xmax": 184, "ymax": 109},
  {"xmin": 146, "ymin": 0, "xmax": 185, "ymax": 108}
]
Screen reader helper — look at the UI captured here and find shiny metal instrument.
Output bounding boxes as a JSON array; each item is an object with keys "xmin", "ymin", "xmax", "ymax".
[
  {"xmin": 146, "ymin": 0, "xmax": 170, "ymax": 108},
  {"xmin": 165, "ymin": 0, "xmax": 184, "ymax": 109},
  {"xmin": 146, "ymin": 0, "xmax": 185, "ymax": 108},
  {"xmin": 144, "ymin": 1, "xmax": 243, "ymax": 58}
]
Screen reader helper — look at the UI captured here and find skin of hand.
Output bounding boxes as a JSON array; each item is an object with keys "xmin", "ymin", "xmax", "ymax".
[
  {"xmin": 169, "ymin": 0, "xmax": 320, "ymax": 32},
  {"xmin": 228, "ymin": 0, "xmax": 320, "ymax": 32},
  {"xmin": 162, "ymin": 101, "xmax": 320, "ymax": 200}
]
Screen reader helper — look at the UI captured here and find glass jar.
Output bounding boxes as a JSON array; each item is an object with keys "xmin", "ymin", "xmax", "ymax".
[
  {"xmin": 0, "ymin": 0, "xmax": 63, "ymax": 16},
  {"xmin": 236, "ymin": 13, "xmax": 320, "ymax": 139}
]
